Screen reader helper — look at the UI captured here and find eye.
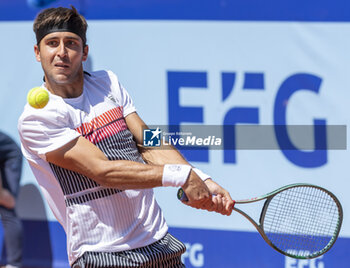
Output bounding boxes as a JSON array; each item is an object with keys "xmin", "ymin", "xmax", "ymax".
[
  {"xmin": 47, "ymin": 40, "xmax": 58, "ymax": 46},
  {"xmin": 66, "ymin": 40, "xmax": 79, "ymax": 46}
]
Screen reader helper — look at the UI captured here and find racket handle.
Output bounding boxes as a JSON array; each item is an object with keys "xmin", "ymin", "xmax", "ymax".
[
  {"xmin": 177, "ymin": 188, "xmax": 188, "ymax": 202},
  {"xmin": 177, "ymin": 188, "xmax": 217, "ymax": 202},
  {"xmin": 177, "ymin": 188, "xmax": 236, "ymax": 208}
]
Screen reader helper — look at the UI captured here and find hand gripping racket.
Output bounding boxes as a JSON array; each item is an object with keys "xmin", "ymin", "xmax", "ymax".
[{"xmin": 177, "ymin": 183, "xmax": 343, "ymax": 259}]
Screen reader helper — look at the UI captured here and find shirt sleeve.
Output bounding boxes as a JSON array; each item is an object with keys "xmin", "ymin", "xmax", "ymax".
[
  {"xmin": 119, "ymin": 83, "xmax": 137, "ymax": 117},
  {"xmin": 107, "ymin": 70, "xmax": 137, "ymax": 117},
  {"xmin": 18, "ymin": 105, "xmax": 81, "ymax": 161}
]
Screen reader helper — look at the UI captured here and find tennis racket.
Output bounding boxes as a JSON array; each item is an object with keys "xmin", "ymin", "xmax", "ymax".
[{"xmin": 177, "ymin": 183, "xmax": 343, "ymax": 259}]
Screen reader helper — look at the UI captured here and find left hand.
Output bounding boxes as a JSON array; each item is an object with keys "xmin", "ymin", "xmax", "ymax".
[{"xmin": 204, "ymin": 179, "xmax": 234, "ymax": 216}]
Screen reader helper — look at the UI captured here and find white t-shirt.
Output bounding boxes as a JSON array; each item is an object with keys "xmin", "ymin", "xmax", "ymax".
[{"xmin": 18, "ymin": 70, "xmax": 168, "ymax": 265}]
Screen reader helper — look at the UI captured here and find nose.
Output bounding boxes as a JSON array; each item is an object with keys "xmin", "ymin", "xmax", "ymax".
[{"xmin": 57, "ymin": 41, "xmax": 68, "ymax": 57}]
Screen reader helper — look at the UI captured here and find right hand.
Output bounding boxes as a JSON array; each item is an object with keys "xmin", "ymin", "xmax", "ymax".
[
  {"xmin": 181, "ymin": 170, "xmax": 212, "ymax": 210},
  {"xmin": 0, "ymin": 189, "xmax": 16, "ymax": 209}
]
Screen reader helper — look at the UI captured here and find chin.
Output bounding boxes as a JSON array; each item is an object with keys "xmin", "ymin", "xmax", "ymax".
[{"xmin": 52, "ymin": 75, "xmax": 72, "ymax": 84}]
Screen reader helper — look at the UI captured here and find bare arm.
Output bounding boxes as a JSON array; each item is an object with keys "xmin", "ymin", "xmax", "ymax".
[
  {"xmin": 125, "ymin": 112, "xmax": 234, "ymax": 215},
  {"xmin": 45, "ymin": 112, "xmax": 232, "ymax": 215},
  {"xmin": 46, "ymin": 135, "xmax": 164, "ymax": 190},
  {"xmin": 125, "ymin": 112, "xmax": 195, "ymax": 166},
  {"xmin": 46, "ymin": 133, "xmax": 215, "ymax": 214},
  {"xmin": 45, "ymin": 114, "xmax": 202, "ymax": 192}
]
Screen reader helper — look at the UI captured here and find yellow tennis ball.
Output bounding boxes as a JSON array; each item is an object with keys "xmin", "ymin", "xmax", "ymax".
[{"xmin": 27, "ymin": 87, "xmax": 49, "ymax": 109}]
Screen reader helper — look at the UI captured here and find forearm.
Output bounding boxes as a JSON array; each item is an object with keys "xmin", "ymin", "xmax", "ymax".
[
  {"xmin": 138, "ymin": 144, "xmax": 189, "ymax": 166},
  {"xmin": 138, "ymin": 144, "xmax": 213, "ymax": 184},
  {"xmin": 46, "ymin": 136, "xmax": 192, "ymax": 190},
  {"xmin": 95, "ymin": 160, "xmax": 164, "ymax": 189}
]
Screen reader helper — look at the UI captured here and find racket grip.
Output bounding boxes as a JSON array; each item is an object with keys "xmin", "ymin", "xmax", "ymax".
[
  {"xmin": 177, "ymin": 188, "xmax": 216, "ymax": 202},
  {"xmin": 177, "ymin": 188, "xmax": 236, "ymax": 210},
  {"xmin": 177, "ymin": 188, "xmax": 188, "ymax": 202}
]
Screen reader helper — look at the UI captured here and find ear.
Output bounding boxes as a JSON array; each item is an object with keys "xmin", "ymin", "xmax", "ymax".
[
  {"xmin": 34, "ymin": 44, "xmax": 41, "ymax": 62},
  {"xmin": 82, "ymin": 45, "xmax": 89, "ymax": 62}
]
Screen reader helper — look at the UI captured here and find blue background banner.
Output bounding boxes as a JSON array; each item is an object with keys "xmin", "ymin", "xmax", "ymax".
[
  {"xmin": 2, "ymin": 0, "xmax": 350, "ymax": 21},
  {"xmin": 0, "ymin": 0, "xmax": 349, "ymax": 267},
  {"xmin": 1, "ymin": 223, "xmax": 349, "ymax": 268}
]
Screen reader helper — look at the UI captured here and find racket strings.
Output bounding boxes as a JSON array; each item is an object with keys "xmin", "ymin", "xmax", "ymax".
[
  {"xmin": 270, "ymin": 188, "xmax": 338, "ymax": 254},
  {"xmin": 262, "ymin": 186, "xmax": 340, "ymax": 258}
]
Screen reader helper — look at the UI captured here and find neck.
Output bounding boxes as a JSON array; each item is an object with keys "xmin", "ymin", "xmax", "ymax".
[{"xmin": 45, "ymin": 68, "xmax": 84, "ymax": 98}]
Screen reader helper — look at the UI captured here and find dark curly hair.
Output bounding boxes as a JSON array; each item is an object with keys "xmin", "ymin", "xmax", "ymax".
[{"xmin": 33, "ymin": 5, "xmax": 88, "ymax": 46}]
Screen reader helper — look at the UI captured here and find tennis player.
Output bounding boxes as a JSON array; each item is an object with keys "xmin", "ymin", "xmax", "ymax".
[{"xmin": 18, "ymin": 6, "xmax": 233, "ymax": 267}]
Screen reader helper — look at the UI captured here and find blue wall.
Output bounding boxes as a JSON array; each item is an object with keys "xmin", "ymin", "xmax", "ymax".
[{"xmin": 0, "ymin": 1, "xmax": 349, "ymax": 267}]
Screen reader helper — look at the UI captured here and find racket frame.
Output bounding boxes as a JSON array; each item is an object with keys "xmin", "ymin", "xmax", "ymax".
[
  {"xmin": 233, "ymin": 183, "xmax": 343, "ymax": 259},
  {"xmin": 178, "ymin": 183, "xmax": 343, "ymax": 259}
]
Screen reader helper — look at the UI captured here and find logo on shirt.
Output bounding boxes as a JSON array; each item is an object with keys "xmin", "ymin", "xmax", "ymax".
[
  {"xmin": 107, "ymin": 94, "xmax": 117, "ymax": 104},
  {"xmin": 143, "ymin": 128, "xmax": 162, "ymax": 147}
]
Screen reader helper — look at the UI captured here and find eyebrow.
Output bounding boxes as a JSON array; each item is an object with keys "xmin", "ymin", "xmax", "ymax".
[{"xmin": 44, "ymin": 36, "xmax": 80, "ymax": 41}]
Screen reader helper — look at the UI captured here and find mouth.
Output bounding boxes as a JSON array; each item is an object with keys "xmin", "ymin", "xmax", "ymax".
[{"xmin": 54, "ymin": 63, "xmax": 70, "ymax": 69}]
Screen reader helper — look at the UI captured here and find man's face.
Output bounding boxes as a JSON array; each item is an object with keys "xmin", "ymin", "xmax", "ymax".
[{"xmin": 34, "ymin": 32, "xmax": 88, "ymax": 85}]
